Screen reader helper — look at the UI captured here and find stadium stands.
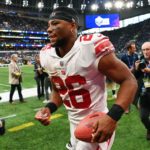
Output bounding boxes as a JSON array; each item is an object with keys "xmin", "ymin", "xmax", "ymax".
[{"xmin": 0, "ymin": 12, "xmax": 149, "ymax": 65}]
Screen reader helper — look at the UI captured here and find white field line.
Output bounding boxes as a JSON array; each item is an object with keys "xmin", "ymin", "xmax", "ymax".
[
  {"xmin": 0, "ymin": 83, "xmax": 10, "ymax": 87},
  {"xmin": 0, "ymin": 114, "xmax": 17, "ymax": 120}
]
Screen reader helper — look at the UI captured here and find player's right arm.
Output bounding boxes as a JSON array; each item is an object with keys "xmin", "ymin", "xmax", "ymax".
[{"xmin": 35, "ymin": 81, "xmax": 63, "ymax": 126}]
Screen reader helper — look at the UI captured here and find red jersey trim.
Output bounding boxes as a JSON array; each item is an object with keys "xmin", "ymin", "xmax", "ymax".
[{"xmin": 41, "ymin": 44, "xmax": 51, "ymax": 51}]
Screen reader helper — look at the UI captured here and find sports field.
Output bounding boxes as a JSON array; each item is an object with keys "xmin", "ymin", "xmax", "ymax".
[{"xmin": 0, "ymin": 66, "xmax": 150, "ymax": 150}]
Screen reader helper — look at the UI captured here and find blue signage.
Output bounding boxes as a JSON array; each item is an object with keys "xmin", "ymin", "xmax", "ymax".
[{"xmin": 85, "ymin": 14, "xmax": 120, "ymax": 28}]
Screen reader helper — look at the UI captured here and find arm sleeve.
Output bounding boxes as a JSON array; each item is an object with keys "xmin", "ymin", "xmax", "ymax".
[{"xmin": 93, "ymin": 34, "xmax": 115, "ymax": 59}]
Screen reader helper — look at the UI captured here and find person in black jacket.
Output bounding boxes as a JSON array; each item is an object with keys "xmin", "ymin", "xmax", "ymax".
[
  {"xmin": 43, "ymin": 70, "xmax": 52, "ymax": 103},
  {"xmin": 34, "ymin": 54, "xmax": 45, "ymax": 99},
  {"xmin": 134, "ymin": 42, "xmax": 150, "ymax": 140}
]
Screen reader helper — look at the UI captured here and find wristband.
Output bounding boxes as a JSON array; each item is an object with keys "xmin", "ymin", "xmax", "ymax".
[
  {"xmin": 107, "ymin": 104, "xmax": 124, "ymax": 121},
  {"xmin": 45, "ymin": 102, "xmax": 57, "ymax": 113}
]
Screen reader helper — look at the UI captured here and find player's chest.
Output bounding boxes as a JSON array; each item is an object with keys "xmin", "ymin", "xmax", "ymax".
[{"xmin": 48, "ymin": 51, "xmax": 94, "ymax": 78}]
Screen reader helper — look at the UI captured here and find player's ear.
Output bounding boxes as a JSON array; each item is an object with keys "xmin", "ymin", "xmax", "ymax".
[{"xmin": 70, "ymin": 22, "xmax": 78, "ymax": 34}]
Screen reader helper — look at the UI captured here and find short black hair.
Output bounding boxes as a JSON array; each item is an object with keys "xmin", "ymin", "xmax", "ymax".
[{"xmin": 126, "ymin": 40, "xmax": 136, "ymax": 50}]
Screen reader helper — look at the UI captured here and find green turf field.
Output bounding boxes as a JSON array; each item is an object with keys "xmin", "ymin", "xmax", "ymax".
[{"xmin": 0, "ymin": 66, "xmax": 150, "ymax": 150}]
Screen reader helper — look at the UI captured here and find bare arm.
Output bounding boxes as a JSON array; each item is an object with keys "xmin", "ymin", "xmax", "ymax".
[
  {"xmin": 35, "ymin": 80, "xmax": 63, "ymax": 125},
  {"xmin": 50, "ymin": 81, "xmax": 63, "ymax": 108},
  {"xmin": 92, "ymin": 52, "xmax": 137, "ymax": 143},
  {"xmin": 98, "ymin": 52, "xmax": 137, "ymax": 110}
]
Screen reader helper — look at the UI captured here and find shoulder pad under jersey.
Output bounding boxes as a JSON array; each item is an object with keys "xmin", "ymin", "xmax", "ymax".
[
  {"xmin": 79, "ymin": 33, "xmax": 115, "ymax": 57},
  {"xmin": 41, "ymin": 43, "xmax": 51, "ymax": 51}
]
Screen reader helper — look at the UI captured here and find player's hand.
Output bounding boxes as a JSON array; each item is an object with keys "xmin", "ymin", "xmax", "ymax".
[
  {"xmin": 91, "ymin": 114, "xmax": 117, "ymax": 143},
  {"xmin": 35, "ymin": 108, "xmax": 51, "ymax": 126}
]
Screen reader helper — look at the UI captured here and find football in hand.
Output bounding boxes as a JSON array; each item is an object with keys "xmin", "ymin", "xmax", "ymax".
[{"xmin": 74, "ymin": 112, "xmax": 105, "ymax": 143}]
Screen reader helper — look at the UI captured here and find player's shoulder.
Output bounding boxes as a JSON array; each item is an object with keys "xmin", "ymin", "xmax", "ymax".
[
  {"xmin": 79, "ymin": 33, "xmax": 107, "ymax": 45},
  {"xmin": 41, "ymin": 43, "xmax": 51, "ymax": 51}
]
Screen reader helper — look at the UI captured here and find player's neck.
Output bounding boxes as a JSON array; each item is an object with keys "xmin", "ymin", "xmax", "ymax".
[{"xmin": 57, "ymin": 36, "xmax": 77, "ymax": 57}]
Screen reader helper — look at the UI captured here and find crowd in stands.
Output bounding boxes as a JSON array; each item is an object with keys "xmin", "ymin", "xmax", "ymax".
[
  {"xmin": 0, "ymin": 51, "xmax": 37, "ymax": 65},
  {"xmin": 0, "ymin": 14, "xmax": 149, "ymax": 65},
  {"xmin": 103, "ymin": 18, "xmax": 150, "ymax": 56},
  {"xmin": 0, "ymin": 13, "xmax": 47, "ymax": 31}
]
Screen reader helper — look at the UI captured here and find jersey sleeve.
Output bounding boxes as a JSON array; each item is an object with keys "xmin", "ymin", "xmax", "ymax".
[
  {"xmin": 93, "ymin": 34, "xmax": 115, "ymax": 58},
  {"xmin": 40, "ymin": 44, "xmax": 51, "ymax": 68},
  {"xmin": 80, "ymin": 33, "xmax": 115, "ymax": 59}
]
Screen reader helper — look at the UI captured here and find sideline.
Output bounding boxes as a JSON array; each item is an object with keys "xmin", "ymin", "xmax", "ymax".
[
  {"xmin": 0, "ymin": 87, "xmax": 37, "ymax": 103},
  {"xmin": 0, "ymin": 114, "xmax": 17, "ymax": 120},
  {"xmin": 0, "ymin": 83, "xmax": 10, "ymax": 87}
]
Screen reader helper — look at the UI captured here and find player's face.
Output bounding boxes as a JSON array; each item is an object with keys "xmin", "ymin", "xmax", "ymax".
[
  {"xmin": 142, "ymin": 43, "xmax": 150, "ymax": 60},
  {"xmin": 47, "ymin": 19, "xmax": 73, "ymax": 47}
]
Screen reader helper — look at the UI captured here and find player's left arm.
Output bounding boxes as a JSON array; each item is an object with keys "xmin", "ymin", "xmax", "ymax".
[
  {"xmin": 99, "ymin": 52, "xmax": 137, "ymax": 110},
  {"xmin": 92, "ymin": 52, "xmax": 138, "ymax": 143}
]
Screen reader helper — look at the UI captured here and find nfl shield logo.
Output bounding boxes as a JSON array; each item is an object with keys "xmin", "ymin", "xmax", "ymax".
[{"xmin": 60, "ymin": 61, "xmax": 64, "ymax": 67}]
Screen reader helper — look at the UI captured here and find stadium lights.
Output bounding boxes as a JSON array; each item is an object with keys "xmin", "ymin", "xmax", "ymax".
[
  {"xmin": 37, "ymin": 0, "xmax": 44, "ymax": 11},
  {"xmin": 126, "ymin": 1, "xmax": 134, "ymax": 8},
  {"xmin": 23, "ymin": 0, "xmax": 28, "ymax": 7},
  {"xmin": 104, "ymin": 2, "xmax": 113, "ymax": 10},
  {"xmin": 68, "ymin": 0, "xmax": 73, "ymax": 8},
  {"xmin": 53, "ymin": 0, "xmax": 59, "ymax": 9},
  {"xmin": 5, "ymin": 0, "xmax": 12, "ymax": 5},
  {"xmin": 114, "ymin": 0, "xmax": 124, "ymax": 9},
  {"xmin": 91, "ymin": 3, "xmax": 98, "ymax": 11}
]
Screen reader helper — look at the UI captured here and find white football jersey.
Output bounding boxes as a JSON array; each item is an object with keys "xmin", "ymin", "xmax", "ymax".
[{"xmin": 40, "ymin": 33, "xmax": 115, "ymax": 124}]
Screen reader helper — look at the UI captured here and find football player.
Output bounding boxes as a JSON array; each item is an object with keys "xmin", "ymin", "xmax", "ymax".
[{"xmin": 35, "ymin": 6, "xmax": 137, "ymax": 150}]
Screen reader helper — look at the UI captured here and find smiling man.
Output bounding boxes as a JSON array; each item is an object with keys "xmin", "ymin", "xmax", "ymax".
[{"xmin": 35, "ymin": 6, "xmax": 137, "ymax": 150}]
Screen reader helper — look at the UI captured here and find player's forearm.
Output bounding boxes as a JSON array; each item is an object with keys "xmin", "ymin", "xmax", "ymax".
[
  {"xmin": 115, "ymin": 76, "xmax": 137, "ymax": 110},
  {"xmin": 107, "ymin": 76, "xmax": 137, "ymax": 121},
  {"xmin": 50, "ymin": 90, "xmax": 63, "ymax": 108},
  {"xmin": 45, "ymin": 90, "xmax": 63, "ymax": 114}
]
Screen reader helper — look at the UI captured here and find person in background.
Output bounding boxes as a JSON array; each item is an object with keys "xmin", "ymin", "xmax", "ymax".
[
  {"xmin": 9, "ymin": 54, "xmax": 24, "ymax": 103},
  {"xmin": 106, "ymin": 78, "xmax": 117, "ymax": 99},
  {"xmin": 43, "ymin": 70, "xmax": 52, "ymax": 104},
  {"xmin": 134, "ymin": 42, "xmax": 150, "ymax": 140},
  {"xmin": 121, "ymin": 40, "xmax": 139, "ymax": 113},
  {"xmin": 0, "ymin": 119, "xmax": 5, "ymax": 135},
  {"xmin": 35, "ymin": 6, "xmax": 137, "ymax": 150},
  {"xmin": 34, "ymin": 54, "xmax": 45, "ymax": 100}
]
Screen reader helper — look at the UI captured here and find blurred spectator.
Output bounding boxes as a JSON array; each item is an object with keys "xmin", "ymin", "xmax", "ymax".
[
  {"xmin": 134, "ymin": 42, "xmax": 150, "ymax": 140},
  {"xmin": 34, "ymin": 54, "xmax": 45, "ymax": 99},
  {"xmin": 9, "ymin": 54, "xmax": 24, "ymax": 103},
  {"xmin": 43, "ymin": 71, "xmax": 52, "ymax": 104}
]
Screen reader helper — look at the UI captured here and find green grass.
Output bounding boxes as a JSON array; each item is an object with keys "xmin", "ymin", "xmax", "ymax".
[
  {"xmin": 0, "ymin": 99, "xmax": 150, "ymax": 150},
  {"xmin": 0, "ymin": 65, "xmax": 36, "ymax": 92},
  {"xmin": 0, "ymin": 66, "xmax": 150, "ymax": 149}
]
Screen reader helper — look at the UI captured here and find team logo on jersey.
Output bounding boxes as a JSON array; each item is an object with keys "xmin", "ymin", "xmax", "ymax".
[
  {"xmin": 60, "ymin": 61, "xmax": 64, "ymax": 67},
  {"xmin": 61, "ymin": 69, "xmax": 66, "ymax": 75}
]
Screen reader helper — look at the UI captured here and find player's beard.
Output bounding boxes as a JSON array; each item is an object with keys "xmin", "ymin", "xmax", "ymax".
[{"xmin": 51, "ymin": 37, "xmax": 67, "ymax": 48}]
